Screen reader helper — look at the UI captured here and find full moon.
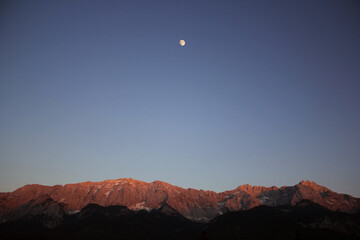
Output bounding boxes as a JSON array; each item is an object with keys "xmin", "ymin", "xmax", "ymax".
[{"xmin": 179, "ymin": 40, "xmax": 185, "ymax": 46}]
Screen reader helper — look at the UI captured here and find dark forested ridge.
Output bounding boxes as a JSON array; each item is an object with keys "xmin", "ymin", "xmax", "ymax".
[{"xmin": 0, "ymin": 200, "xmax": 359, "ymax": 240}]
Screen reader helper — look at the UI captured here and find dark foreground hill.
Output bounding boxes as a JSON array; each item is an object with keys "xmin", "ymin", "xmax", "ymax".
[
  {"xmin": 195, "ymin": 200, "xmax": 360, "ymax": 240},
  {"xmin": 0, "ymin": 202, "xmax": 203, "ymax": 240},
  {"xmin": 0, "ymin": 199, "xmax": 359, "ymax": 240}
]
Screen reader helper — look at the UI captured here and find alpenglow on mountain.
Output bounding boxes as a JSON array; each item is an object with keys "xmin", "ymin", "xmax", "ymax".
[{"xmin": 1, "ymin": 178, "xmax": 359, "ymax": 223}]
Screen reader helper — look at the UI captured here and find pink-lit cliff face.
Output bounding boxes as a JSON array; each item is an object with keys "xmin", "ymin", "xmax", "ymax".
[{"xmin": 1, "ymin": 179, "xmax": 359, "ymax": 223}]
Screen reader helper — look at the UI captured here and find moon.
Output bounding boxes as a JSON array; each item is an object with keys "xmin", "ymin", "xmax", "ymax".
[{"xmin": 179, "ymin": 40, "xmax": 185, "ymax": 46}]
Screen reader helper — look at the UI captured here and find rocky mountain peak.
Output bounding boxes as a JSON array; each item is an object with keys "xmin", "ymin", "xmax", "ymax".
[
  {"xmin": 298, "ymin": 180, "xmax": 330, "ymax": 193},
  {"xmin": 299, "ymin": 180, "xmax": 318, "ymax": 187}
]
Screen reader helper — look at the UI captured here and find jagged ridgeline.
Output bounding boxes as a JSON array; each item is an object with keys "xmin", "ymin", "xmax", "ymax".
[{"xmin": 0, "ymin": 179, "xmax": 360, "ymax": 239}]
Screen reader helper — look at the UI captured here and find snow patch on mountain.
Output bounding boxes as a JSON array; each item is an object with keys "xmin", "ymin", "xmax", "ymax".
[{"xmin": 129, "ymin": 202, "xmax": 152, "ymax": 212}]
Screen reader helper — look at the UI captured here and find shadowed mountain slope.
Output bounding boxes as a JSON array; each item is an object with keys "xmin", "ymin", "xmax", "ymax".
[
  {"xmin": 195, "ymin": 200, "xmax": 360, "ymax": 240},
  {"xmin": 0, "ymin": 199, "xmax": 359, "ymax": 240}
]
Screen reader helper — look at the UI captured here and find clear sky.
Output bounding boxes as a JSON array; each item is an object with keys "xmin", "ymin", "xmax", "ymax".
[{"xmin": 1, "ymin": 0, "xmax": 359, "ymax": 197}]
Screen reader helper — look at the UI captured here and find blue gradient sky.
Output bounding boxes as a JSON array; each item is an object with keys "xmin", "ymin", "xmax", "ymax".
[{"xmin": 1, "ymin": 0, "xmax": 360, "ymax": 196}]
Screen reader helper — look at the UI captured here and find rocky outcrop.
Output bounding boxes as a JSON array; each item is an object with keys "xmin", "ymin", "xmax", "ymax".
[
  {"xmin": 0, "ymin": 179, "xmax": 359, "ymax": 223},
  {"xmin": 1, "ymin": 194, "xmax": 65, "ymax": 228}
]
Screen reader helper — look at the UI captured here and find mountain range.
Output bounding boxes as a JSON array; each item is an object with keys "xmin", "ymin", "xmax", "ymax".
[
  {"xmin": 1, "ymin": 178, "xmax": 360, "ymax": 239},
  {"xmin": 1, "ymin": 178, "xmax": 359, "ymax": 224}
]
